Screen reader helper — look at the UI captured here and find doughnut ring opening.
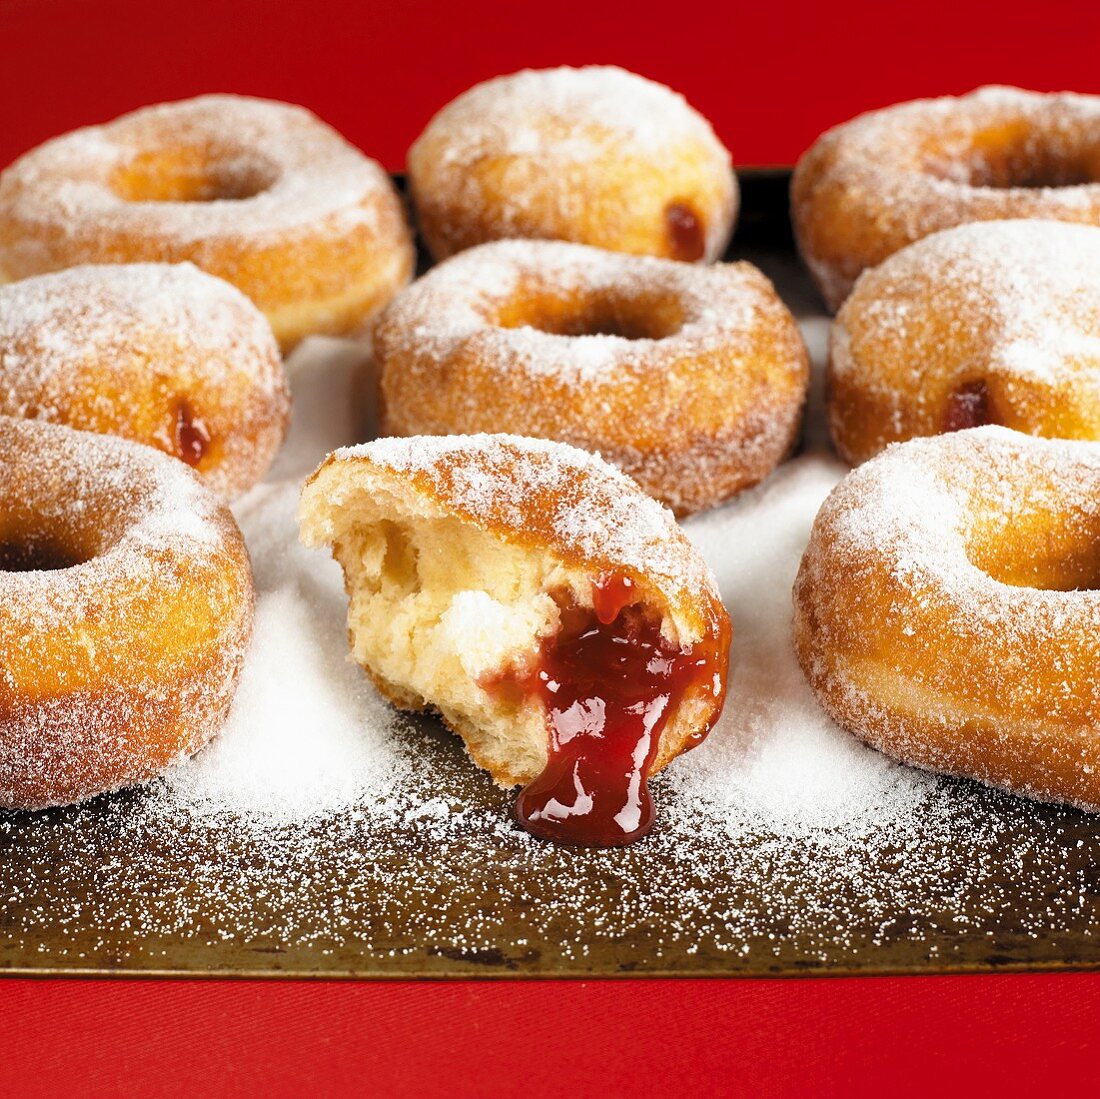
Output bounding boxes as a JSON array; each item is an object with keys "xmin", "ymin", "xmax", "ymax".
[
  {"xmin": 375, "ymin": 240, "xmax": 809, "ymax": 516},
  {"xmin": 0, "ymin": 416, "xmax": 254, "ymax": 809},
  {"xmin": 794, "ymin": 426, "xmax": 1100, "ymax": 810},
  {"xmin": 792, "ymin": 86, "xmax": 1100, "ymax": 310}
]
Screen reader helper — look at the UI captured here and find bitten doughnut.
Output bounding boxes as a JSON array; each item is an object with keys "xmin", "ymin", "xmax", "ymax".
[
  {"xmin": 408, "ymin": 67, "xmax": 737, "ymax": 263},
  {"xmin": 794, "ymin": 427, "xmax": 1100, "ymax": 811},
  {"xmin": 299, "ymin": 434, "xmax": 731, "ymax": 846},
  {"xmin": 792, "ymin": 86, "xmax": 1100, "ymax": 310},
  {"xmin": 0, "ymin": 416, "xmax": 254, "ymax": 810},
  {"xmin": 828, "ymin": 220, "xmax": 1100, "ymax": 465},
  {"xmin": 375, "ymin": 240, "xmax": 808, "ymax": 515},
  {"xmin": 0, "ymin": 94, "xmax": 415, "ymax": 349},
  {"xmin": 0, "ymin": 263, "xmax": 291, "ymax": 499}
]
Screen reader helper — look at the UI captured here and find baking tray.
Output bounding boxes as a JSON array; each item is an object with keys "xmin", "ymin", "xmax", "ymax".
[{"xmin": 2, "ymin": 170, "xmax": 1099, "ymax": 980}]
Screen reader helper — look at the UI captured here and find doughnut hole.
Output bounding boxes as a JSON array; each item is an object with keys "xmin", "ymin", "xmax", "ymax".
[
  {"xmin": 965, "ymin": 489, "xmax": 1100, "ymax": 591},
  {"xmin": 924, "ymin": 119, "xmax": 1100, "ymax": 189},
  {"xmin": 492, "ymin": 286, "xmax": 685, "ymax": 341},
  {"xmin": 111, "ymin": 145, "xmax": 280, "ymax": 202}
]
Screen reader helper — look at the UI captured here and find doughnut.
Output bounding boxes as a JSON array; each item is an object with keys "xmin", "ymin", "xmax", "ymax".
[
  {"xmin": 0, "ymin": 94, "xmax": 415, "ymax": 349},
  {"xmin": 374, "ymin": 240, "xmax": 809, "ymax": 515},
  {"xmin": 792, "ymin": 86, "xmax": 1100, "ymax": 310},
  {"xmin": 828, "ymin": 219, "xmax": 1100, "ymax": 465},
  {"xmin": 408, "ymin": 66, "xmax": 737, "ymax": 263},
  {"xmin": 299, "ymin": 433, "xmax": 731, "ymax": 846},
  {"xmin": 0, "ymin": 262, "xmax": 291, "ymax": 499},
  {"xmin": 793, "ymin": 426, "xmax": 1100, "ymax": 811},
  {"xmin": 0, "ymin": 415, "xmax": 254, "ymax": 810}
]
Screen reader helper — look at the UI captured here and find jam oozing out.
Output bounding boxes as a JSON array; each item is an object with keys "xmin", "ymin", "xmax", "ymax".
[
  {"xmin": 943, "ymin": 380, "xmax": 994, "ymax": 433},
  {"xmin": 174, "ymin": 401, "xmax": 211, "ymax": 467},
  {"xmin": 510, "ymin": 573, "xmax": 724, "ymax": 847},
  {"xmin": 665, "ymin": 202, "xmax": 706, "ymax": 262}
]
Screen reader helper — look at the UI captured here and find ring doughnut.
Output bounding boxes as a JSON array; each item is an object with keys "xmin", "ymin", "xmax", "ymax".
[
  {"xmin": 0, "ymin": 416, "xmax": 254, "ymax": 810},
  {"xmin": 0, "ymin": 262, "xmax": 291, "ymax": 499},
  {"xmin": 299, "ymin": 433, "xmax": 730, "ymax": 847},
  {"xmin": 0, "ymin": 95, "xmax": 416, "ymax": 349},
  {"xmin": 408, "ymin": 67, "xmax": 737, "ymax": 263},
  {"xmin": 374, "ymin": 240, "xmax": 809, "ymax": 515},
  {"xmin": 828, "ymin": 220, "xmax": 1100, "ymax": 465},
  {"xmin": 792, "ymin": 86, "xmax": 1100, "ymax": 310},
  {"xmin": 794, "ymin": 426, "xmax": 1100, "ymax": 811}
]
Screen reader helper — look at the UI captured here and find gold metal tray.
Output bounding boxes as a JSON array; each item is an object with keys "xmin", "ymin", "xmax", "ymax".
[{"xmin": 2, "ymin": 172, "xmax": 1098, "ymax": 979}]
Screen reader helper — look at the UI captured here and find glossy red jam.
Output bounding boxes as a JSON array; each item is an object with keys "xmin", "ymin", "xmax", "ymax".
[
  {"xmin": 174, "ymin": 401, "xmax": 211, "ymax": 467},
  {"xmin": 665, "ymin": 202, "xmax": 706, "ymax": 262},
  {"xmin": 505, "ymin": 574, "xmax": 725, "ymax": 847},
  {"xmin": 944, "ymin": 380, "xmax": 994, "ymax": 432}
]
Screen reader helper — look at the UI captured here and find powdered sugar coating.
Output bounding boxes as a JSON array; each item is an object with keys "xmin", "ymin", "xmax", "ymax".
[
  {"xmin": 316, "ymin": 432, "xmax": 727, "ymax": 642},
  {"xmin": 0, "ymin": 416, "xmax": 253, "ymax": 808},
  {"xmin": 0, "ymin": 95, "xmax": 415, "ymax": 348},
  {"xmin": 408, "ymin": 67, "xmax": 737, "ymax": 261},
  {"xmin": 376, "ymin": 240, "xmax": 808, "ymax": 514},
  {"xmin": 794, "ymin": 426, "xmax": 1100, "ymax": 810},
  {"xmin": 0, "ymin": 262, "xmax": 290, "ymax": 497},
  {"xmin": 792, "ymin": 86, "xmax": 1100, "ymax": 309},
  {"xmin": 829, "ymin": 219, "xmax": 1100, "ymax": 462}
]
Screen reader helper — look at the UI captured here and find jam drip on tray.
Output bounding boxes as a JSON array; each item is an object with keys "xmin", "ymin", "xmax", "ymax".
[{"xmin": 508, "ymin": 573, "xmax": 721, "ymax": 848}]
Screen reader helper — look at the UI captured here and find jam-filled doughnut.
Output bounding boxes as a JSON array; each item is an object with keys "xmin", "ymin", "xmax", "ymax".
[
  {"xmin": 0, "ymin": 263, "xmax": 290, "ymax": 499},
  {"xmin": 0, "ymin": 94, "xmax": 415, "ymax": 349},
  {"xmin": 299, "ymin": 433, "xmax": 731, "ymax": 846},
  {"xmin": 794, "ymin": 426, "xmax": 1100, "ymax": 811},
  {"xmin": 0, "ymin": 416, "xmax": 254, "ymax": 810},
  {"xmin": 793, "ymin": 86, "xmax": 1100, "ymax": 310},
  {"xmin": 375, "ymin": 240, "xmax": 808, "ymax": 515},
  {"xmin": 829, "ymin": 220, "xmax": 1100, "ymax": 464},
  {"xmin": 408, "ymin": 67, "xmax": 737, "ymax": 263}
]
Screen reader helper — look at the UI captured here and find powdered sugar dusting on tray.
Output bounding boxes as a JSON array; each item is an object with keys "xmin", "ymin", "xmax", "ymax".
[{"xmin": 2, "ymin": 302, "xmax": 1097, "ymax": 973}]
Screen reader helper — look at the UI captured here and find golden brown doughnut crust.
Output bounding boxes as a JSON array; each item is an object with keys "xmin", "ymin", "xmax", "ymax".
[
  {"xmin": 375, "ymin": 240, "xmax": 809, "ymax": 515},
  {"xmin": 0, "ymin": 263, "xmax": 290, "ymax": 499},
  {"xmin": 408, "ymin": 67, "xmax": 737, "ymax": 263},
  {"xmin": 0, "ymin": 416, "xmax": 254, "ymax": 809},
  {"xmin": 793, "ymin": 86, "xmax": 1100, "ymax": 311},
  {"xmin": 794, "ymin": 427, "xmax": 1100, "ymax": 811},
  {"xmin": 299, "ymin": 433, "xmax": 731, "ymax": 785},
  {"xmin": 828, "ymin": 220, "xmax": 1100, "ymax": 465},
  {"xmin": 0, "ymin": 95, "xmax": 415, "ymax": 349}
]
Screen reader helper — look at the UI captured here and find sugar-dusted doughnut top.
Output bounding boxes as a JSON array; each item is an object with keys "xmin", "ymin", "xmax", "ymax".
[
  {"xmin": 792, "ymin": 86, "xmax": 1100, "ymax": 309},
  {"xmin": 830, "ymin": 219, "xmax": 1100, "ymax": 461},
  {"xmin": 408, "ymin": 66, "xmax": 737, "ymax": 262},
  {"xmin": 0, "ymin": 262, "xmax": 290, "ymax": 498},
  {"xmin": 304, "ymin": 433, "xmax": 727, "ymax": 646},
  {"xmin": 375, "ymin": 239, "xmax": 808, "ymax": 513},
  {"xmin": 0, "ymin": 94, "xmax": 394, "ymax": 250}
]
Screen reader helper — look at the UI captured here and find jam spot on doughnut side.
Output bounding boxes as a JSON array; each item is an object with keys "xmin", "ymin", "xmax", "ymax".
[
  {"xmin": 174, "ymin": 401, "xmax": 211, "ymax": 467},
  {"xmin": 944, "ymin": 381, "xmax": 995, "ymax": 433},
  {"xmin": 665, "ymin": 202, "xmax": 706, "ymax": 261},
  {"xmin": 0, "ymin": 541, "xmax": 81, "ymax": 572},
  {"xmin": 503, "ymin": 573, "xmax": 721, "ymax": 847}
]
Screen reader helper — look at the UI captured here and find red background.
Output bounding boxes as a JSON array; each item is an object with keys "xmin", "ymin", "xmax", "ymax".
[{"xmin": 4, "ymin": 0, "xmax": 1100, "ymax": 1094}]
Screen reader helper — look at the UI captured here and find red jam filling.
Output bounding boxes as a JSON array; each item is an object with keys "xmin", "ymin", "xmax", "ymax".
[
  {"xmin": 501, "ymin": 573, "xmax": 726, "ymax": 847},
  {"xmin": 665, "ymin": 202, "xmax": 706, "ymax": 262},
  {"xmin": 174, "ymin": 401, "xmax": 211, "ymax": 467},
  {"xmin": 944, "ymin": 380, "xmax": 994, "ymax": 433}
]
